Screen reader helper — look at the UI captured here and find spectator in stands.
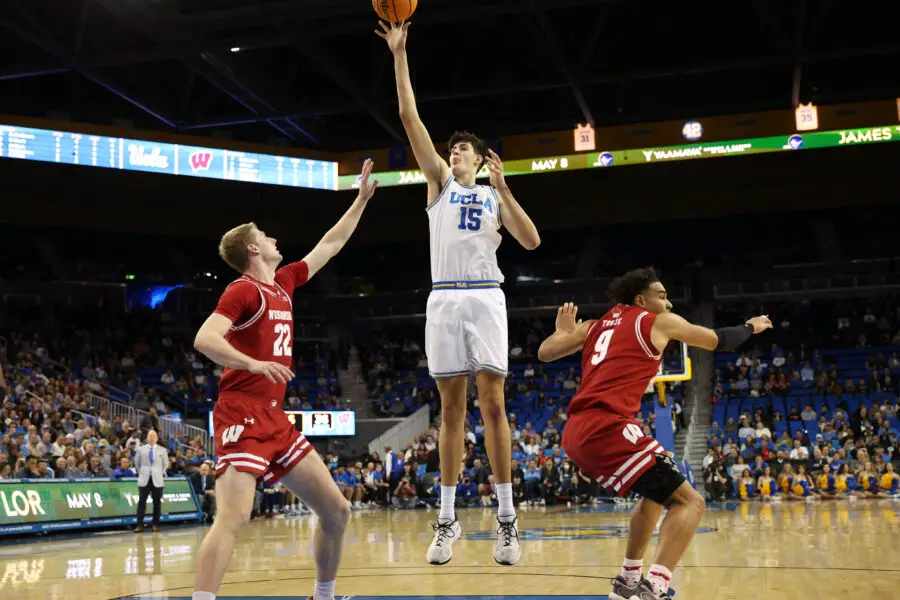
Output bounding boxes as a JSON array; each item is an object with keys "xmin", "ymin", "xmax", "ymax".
[
  {"xmin": 112, "ymin": 456, "xmax": 136, "ymax": 479},
  {"xmin": 511, "ymin": 474, "xmax": 525, "ymax": 506},
  {"xmin": 53, "ymin": 457, "xmax": 66, "ymax": 478},
  {"xmin": 800, "ymin": 404, "xmax": 816, "ymax": 422},
  {"xmin": 64, "ymin": 456, "xmax": 84, "ymax": 478},
  {"xmin": 0, "ymin": 462, "xmax": 10, "ymax": 479},
  {"xmin": 801, "ymin": 362, "xmax": 815, "ymax": 383},
  {"xmin": 87, "ymin": 455, "xmax": 109, "ymax": 478},
  {"xmin": 540, "ymin": 459, "xmax": 559, "ymax": 505},
  {"xmin": 14, "ymin": 455, "xmax": 40, "ymax": 478},
  {"xmin": 392, "ymin": 477, "xmax": 417, "ymax": 508},
  {"xmin": 702, "ymin": 448, "xmax": 718, "ymax": 471},
  {"xmin": 789, "ymin": 439, "xmax": 809, "ymax": 461},
  {"xmin": 724, "ymin": 417, "xmax": 739, "ymax": 437},
  {"xmin": 706, "ymin": 463, "xmax": 731, "ymax": 500},
  {"xmin": 456, "ymin": 474, "xmax": 477, "ymax": 506},
  {"xmin": 730, "ymin": 455, "xmax": 749, "ymax": 480},
  {"xmin": 523, "ymin": 460, "xmax": 541, "ymax": 504},
  {"xmin": 190, "ymin": 462, "xmax": 216, "ymax": 522},
  {"xmin": 809, "ymin": 447, "xmax": 827, "ymax": 475},
  {"xmin": 750, "ymin": 455, "xmax": 769, "ymax": 478},
  {"xmin": 557, "ymin": 460, "xmax": 576, "ymax": 499},
  {"xmin": 34, "ymin": 459, "xmax": 52, "ymax": 479}
]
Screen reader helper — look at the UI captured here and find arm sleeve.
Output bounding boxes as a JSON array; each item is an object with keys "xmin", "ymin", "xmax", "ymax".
[
  {"xmin": 213, "ymin": 281, "xmax": 260, "ymax": 326},
  {"xmin": 275, "ymin": 260, "xmax": 310, "ymax": 293}
]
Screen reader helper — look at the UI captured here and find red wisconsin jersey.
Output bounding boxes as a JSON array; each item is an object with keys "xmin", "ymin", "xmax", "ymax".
[
  {"xmin": 567, "ymin": 304, "xmax": 663, "ymax": 418},
  {"xmin": 213, "ymin": 261, "xmax": 309, "ymax": 403}
]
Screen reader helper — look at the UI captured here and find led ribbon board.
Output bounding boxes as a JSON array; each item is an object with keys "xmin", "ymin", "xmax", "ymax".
[
  {"xmin": 0, "ymin": 122, "xmax": 893, "ymax": 193},
  {"xmin": 338, "ymin": 125, "xmax": 900, "ymax": 190},
  {"xmin": 0, "ymin": 124, "xmax": 339, "ymax": 191}
]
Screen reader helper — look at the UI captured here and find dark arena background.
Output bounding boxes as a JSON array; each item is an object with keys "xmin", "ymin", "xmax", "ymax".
[{"xmin": 1, "ymin": 1, "xmax": 899, "ymax": 599}]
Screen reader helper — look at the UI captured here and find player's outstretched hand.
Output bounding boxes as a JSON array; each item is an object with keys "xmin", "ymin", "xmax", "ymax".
[
  {"xmin": 556, "ymin": 302, "xmax": 580, "ymax": 333},
  {"xmin": 375, "ymin": 20, "xmax": 410, "ymax": 54},
  {"xmin": 485, "ymin": 149, "xmax": 506, "ymax": 189},
  {"xmin": 746, "ymin": 315, "xmax": 773, "ymax": 334},
  {"xmin": 249, "ymin": 360, "xmax": 295, "ymax": 384},
  {"xmin": 356, "ymin": 158, "xmax": 378, "ymax": 202}
]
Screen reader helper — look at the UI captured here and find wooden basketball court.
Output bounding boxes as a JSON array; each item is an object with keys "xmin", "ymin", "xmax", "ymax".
[{"xmin": 2, "ymin": 500, "xmax": 898, "ymax": 600}]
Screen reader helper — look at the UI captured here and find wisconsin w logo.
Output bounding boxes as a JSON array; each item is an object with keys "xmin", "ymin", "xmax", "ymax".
[
  {"xmin": 189, "ymin": 151, "xmax": 212, "ymax": 173},
  {"xmin": 221, "ymin": 425, "xmax": 244, "ymax": 445}
]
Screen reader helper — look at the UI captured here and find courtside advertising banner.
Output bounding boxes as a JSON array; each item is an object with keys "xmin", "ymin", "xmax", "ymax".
[{"xmin": 0, "ymin": 476, "xmax": 201, "ymax": 536}]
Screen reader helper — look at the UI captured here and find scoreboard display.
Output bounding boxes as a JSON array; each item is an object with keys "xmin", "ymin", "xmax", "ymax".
[
  {"xmin": 285, "ymin": 411, "xmax": 356, "ymax": 437},
  {"xmin": 208, "ymin": 410, "xmax": 356, "ymax": 440},
  {"xmin": 0, "ymin": 123, "xmax": 338, "ymax": 191}
]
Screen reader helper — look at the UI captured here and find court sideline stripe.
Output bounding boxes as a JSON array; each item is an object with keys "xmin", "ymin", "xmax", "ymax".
[
  {"xmin": 107, "ymin": 572, "xmax": 611, "ymax": 599},
  {"xmin": 11, "ymin": 562, "xmax": 893, "ymax": 584}
]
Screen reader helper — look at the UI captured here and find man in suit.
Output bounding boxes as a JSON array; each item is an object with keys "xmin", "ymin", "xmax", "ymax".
[
  {"xmin": 134, "ymin": 429, "xmax": 168, "ymax": 533},
  {"xmin": 189, "ymin": 462, "xmax": 217, "ymax": 523}
]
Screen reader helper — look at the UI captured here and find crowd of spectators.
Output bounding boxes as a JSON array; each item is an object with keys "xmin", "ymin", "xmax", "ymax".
[
  {"xmin": 706, "ymin": 295, "xmax": 900, "ymax": 501},
  {"xmin": 359, "ymin": 317, "xmax": 685, "ymax": 422},
  {"xmin": 1, "ymin": 297, "xmax": 346, "ymax": 418},
  {"xmin": 319, "ymin": 415, "xmax": 611, "ymax": 512}
]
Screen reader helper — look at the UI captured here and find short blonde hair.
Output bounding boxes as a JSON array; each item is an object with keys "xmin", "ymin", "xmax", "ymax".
[{"xmin": 218, "ymin": 222, "xmax": 259, "ymax": 273}]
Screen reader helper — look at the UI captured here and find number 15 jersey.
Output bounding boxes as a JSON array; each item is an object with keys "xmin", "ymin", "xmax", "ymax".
[
  {"xmin": 568, "ymin": 304, "xmax": 664, "ymax": 418},
  {"xmin": 213, "ymin": 260, "xmax": 309, "ymax": 403},
  {"xmin": 427, "ymin": 176, "xmax": 503, "ymax": 284}
]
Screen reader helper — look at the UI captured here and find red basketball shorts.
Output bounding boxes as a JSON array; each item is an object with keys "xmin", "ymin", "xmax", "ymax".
[
  {"xmin": 213, "ymin": 393, "xmax": 313, "ymax": 484},
  {"xmin": 562, "ymin": 410, "xmax": 665, "ymax": 497}
]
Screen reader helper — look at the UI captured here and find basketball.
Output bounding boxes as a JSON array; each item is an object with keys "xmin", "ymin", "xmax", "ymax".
[{"xmin": 372, "ymin": 0, "xmax": 417, "ymax": 22}]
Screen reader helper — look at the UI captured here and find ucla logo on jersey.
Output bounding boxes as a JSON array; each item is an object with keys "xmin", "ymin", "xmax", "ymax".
[{"xmin": 449, "ymin": 191, "xmax": 495, "ymax": 214}]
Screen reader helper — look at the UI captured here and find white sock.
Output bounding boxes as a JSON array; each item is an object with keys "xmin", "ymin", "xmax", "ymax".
[
  {"xmin": 620, "ymin": 557, "xmax": 643, "ymax": 587},
  {"xmin": 496, "ymin": 482, "xmax": 515, "ymax": 520},
  {"xmin": 438, "ymin": 485, "xmax": 457, "ymax": 522},
  {"xmin": 313, "ymin": 579, "xmax": 335, "ymax": 600},
  {"xmin": 192, "ymin": 593, "xmax": 215, "ymax": 600},
  {"xmin": 647, "ymin": 564, "xmax": 672, "ymax": 597}
]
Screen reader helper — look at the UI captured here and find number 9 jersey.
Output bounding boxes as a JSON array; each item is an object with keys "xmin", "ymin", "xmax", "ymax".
[
  {"xmin": 562, "ymin": 304, "xmax": 678, "ymax": 501},
  {"xmin": 567, "ymin": 304, "xmax": 664, "ymax": 418}
]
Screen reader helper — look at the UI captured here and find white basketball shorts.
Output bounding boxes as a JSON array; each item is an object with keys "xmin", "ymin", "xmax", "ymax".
[{"xmin": 425, "ymin": 287, "xmax": 508, "ymax": 379}]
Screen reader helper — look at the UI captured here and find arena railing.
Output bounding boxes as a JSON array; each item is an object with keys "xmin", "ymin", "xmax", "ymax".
[
  {"xmin": 714, "ymin": 273, "xmax": 900, "ymax": 300},
  {"xmin": 98, "ymin": 381, "xmax": 132, "ymax": 404},
  {"xmin": 85, "ymin": 392, "xmax": 212, "ymax": 455}
]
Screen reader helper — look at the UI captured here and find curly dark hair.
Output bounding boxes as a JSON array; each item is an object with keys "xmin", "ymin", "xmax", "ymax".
[
  {"xmin": 448, "ymin": 130, "xmax": 488, "ymax": 171},
  {"xmin": 607, "ymin": 267, "xmax": 660, "ymax": 305}
]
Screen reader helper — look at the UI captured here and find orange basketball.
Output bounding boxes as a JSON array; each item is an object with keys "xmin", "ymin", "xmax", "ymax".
[{"xmin": 372, "ymin": 0, "xmax": 417, "ymax": 22}]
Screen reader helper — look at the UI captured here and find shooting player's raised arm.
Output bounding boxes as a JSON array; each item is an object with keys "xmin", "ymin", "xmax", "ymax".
[{"xmin": 377, "ymin": 21, "xmax": 450, "ymax": 200}]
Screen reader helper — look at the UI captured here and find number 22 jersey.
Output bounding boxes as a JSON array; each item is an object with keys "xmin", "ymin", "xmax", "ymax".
[
  {"xmin": 213, "ymin": 260, "xmax": 309, "ymax": 403},
  {"xmin": 567, "ymin": 304, "xmax": 664, "ymax": 418}
]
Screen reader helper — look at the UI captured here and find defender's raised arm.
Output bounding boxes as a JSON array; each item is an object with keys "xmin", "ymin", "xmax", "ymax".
[{"xmin": 302, "ymin": 159, "xmax": 379, "ymax": 278}]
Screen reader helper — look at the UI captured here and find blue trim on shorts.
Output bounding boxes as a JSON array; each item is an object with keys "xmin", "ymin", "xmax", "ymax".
[
  {"xmin": 431, "ymin": 362, "xmax": 508, "ymax": 380},
  {"xmin": 432, "ymin": 280, "xmax": 501, "ymax": 290},
  {"xmin": 430, "ymin": 369, "xmax": 471, "ymax": 380},
  {"xmin": 472, "ymin": 360, "xmax": 508, "ymax": 377}
]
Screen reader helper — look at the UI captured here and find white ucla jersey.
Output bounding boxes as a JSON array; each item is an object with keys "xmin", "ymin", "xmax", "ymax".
[{"xmin": 427, "ymin": 176, "xmax": 503, "ymax": 284}]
